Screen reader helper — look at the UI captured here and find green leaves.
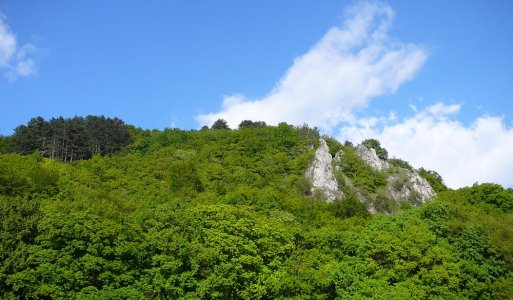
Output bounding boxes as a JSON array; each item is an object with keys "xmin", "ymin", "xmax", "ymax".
[
  {"xmin": 462, "ymin": 183, "xmax": 513, "ymax": 212},
  {"xmin": 335, "ymin": 146, "xmax": 387, "ymax": 194},
  {"xmin": 211, "ymin": 119, "xmax": 230, "ymax": 130},
  {"xmin": 12, "ymin": 115, "xmax": 132, "ymax": 161},
  {"xmin": 418, "ymin": 168, "xmax": 448, "ymax": 193},
  {"xmin": 1, "ymin": 123, "xmax": 513, "ymax": 298}
]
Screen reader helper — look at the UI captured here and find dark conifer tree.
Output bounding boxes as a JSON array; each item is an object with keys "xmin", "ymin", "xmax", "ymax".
[{"xmin": 11, "ymin": 115, "xmax": 132, "ymax": 161}]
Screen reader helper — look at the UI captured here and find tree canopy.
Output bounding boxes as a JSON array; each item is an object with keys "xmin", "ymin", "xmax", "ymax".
[
  {"xmin": 211, "ymin": 119, "xmax": 230, "ymax": 130},
  {"xmin": 10, "ymin": 115, "xmax": 131, "ymax": 162},
  {"xmin": 238, "ymin": 120, "xmax": 267, "ymax": 129},
  {"xmin": 1, "ymin": 117, "xmax": 512, "ymax": 298}
]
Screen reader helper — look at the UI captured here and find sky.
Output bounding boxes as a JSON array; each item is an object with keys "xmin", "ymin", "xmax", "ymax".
[{"xmin": 1, "ymin": 1, "xmax": 513, "ymax": 188}]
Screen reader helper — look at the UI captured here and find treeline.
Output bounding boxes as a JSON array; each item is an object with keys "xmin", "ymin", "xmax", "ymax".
[{"xmin": 11, "ymin": 116, "xmax": 131, "ymax": 162}]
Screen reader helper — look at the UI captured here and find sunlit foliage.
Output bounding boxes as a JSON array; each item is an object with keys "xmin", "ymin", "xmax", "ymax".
[{"xmin": 1, "ymin": 118, "xmax": 512, "ymax": 298}]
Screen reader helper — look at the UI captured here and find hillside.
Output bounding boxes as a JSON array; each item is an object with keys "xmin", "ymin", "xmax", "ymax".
[{"xmin": 1, "ymin": 117, "xmax": 513, "ymax": 299}]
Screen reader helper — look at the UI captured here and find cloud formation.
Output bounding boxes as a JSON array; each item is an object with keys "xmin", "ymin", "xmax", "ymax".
[
  {"xmin": 197, "ymin": 2, "xmax": 426, "ymax": 130},
  {"xmin": 196, "ymin": 2, "xmax": 513, "ymax": 188},
  {"xmin": 0, "ymin": 15, "xmax": 37, "ymax": 82},
  {"xmin": 340, "ymin": 103, "xmax": 513, "ymax": 188}
]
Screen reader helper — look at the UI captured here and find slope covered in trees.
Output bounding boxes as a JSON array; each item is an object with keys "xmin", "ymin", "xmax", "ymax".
[{"xmin": 1, "ymin": 118, "xmax": 513, "ymax": 299}]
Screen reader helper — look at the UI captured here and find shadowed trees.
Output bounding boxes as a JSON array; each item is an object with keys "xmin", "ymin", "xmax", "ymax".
[{"xmin": 12, "ymin": 115, "xmax": 131, "ymax": 161}]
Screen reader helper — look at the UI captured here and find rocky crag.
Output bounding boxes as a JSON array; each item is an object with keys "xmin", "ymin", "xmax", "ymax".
[
  {"xmin": 355, "ymin": 144, "xmax": 435, "ymax": 203},
  {"xmin": 307, "ymin": 138, "xmax": 436, "ymax": 211},
  {"xmin": 305, "ymin": 139, "xmax": 343, "ymax": 202},
  {"xmin": 355, "ymin": 144, "xmax": 389, "ymax": 171},
  {"xmin": 386, "ymin": 171, "xmax": 436, "ymax": 204}
]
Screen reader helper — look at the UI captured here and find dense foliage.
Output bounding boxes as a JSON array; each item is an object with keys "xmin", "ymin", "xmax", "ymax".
[
  {"xmin": 419, "ymin": 168, "xmax": 448, "ymax": 193},
  {"xmin": 335, "ymin": 145, "xmax": 387, "ymax": 195},
  {"xmin": 211, "ymin": 119, "xmax": 230, "ymax": 130},
  {"xmin": 238, "ymin": 120, "xmax": 267, "ymax": 129},
  {"xmin": 1, "ymin": 119, "xmax": 513, "ymax": 299},
  {"xmin": 10, "ymin": 116, "xmax": 131, "ymax": 162}
]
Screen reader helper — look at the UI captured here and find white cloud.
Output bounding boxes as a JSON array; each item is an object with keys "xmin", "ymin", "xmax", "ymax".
[
  {"xmin": 0, "ymin": 15, "xmax": 37, "ymax": 82},
  {"xmin": 195, "ymin": 2, "xmax": 512, "ymax": 188},
  {"xmin": 0, "ymin": 19, "xmax": 16, "ymax": 66},
  {"xmin": 196, "ymin": 2, "xmax": 427, "ymax": 130},
  {"xmin": 340, "ymin": 103, "xmax": 513, "ymax": 188}
]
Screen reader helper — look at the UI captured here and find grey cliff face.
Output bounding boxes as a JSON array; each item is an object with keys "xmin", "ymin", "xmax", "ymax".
[
  {"xmin": 307, "ymin": 139, "xmax": 435, "ymax": 207},
  {"xmin": 355, "ymin": 144, "xmax": 389, "ymax": 171},
  {"xmin": 386, "ymin": 171, "xmax": 436, "ymax": 204},
  {"xmin": 305, "ymin": 139, "xmax": 343, "ymax": 202},
  {"xmin": 355, "ymin": 143, "xmax": 436, "ymax": 205}
]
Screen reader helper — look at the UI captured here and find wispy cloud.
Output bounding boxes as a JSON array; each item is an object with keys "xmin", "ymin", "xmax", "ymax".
[
  {"xmin": 0, "ymin": 14, "xmax": 37, "ymax": 82},
  {"xmin": 196, "ymin": 1, "xmax": 427, "ymax": 130},
  {"xmin": 340, "ymin": 103, "xmax": 513, "ymax": 188}
]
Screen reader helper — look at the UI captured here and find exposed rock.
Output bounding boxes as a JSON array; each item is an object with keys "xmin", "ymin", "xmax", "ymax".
[
  {"xmin": 386, "ymin": 170, "xmax": 436, "ymax": 205},
  {"xmin": 334, "ymin": 151, "xmax": 342, "ymax": 171},
  {"xmin": 305, "ymin": 139, "xmax": 343, "ymax": 202},
  {"xmin": 309, "ymin": 139, "xmax": 435, "ymax": 208},
  {"xmin": 353, "ymin": 143, "xmax": 435, "ymax": 207},
  {"xmin": 355, "ymin": 144, "xmax": 389, "ymax": 171}
]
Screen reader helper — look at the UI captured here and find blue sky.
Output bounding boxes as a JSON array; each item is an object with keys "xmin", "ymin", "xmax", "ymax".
[{"xmin": 1, "ymin": 1, "xmax": 513, "ymax": 187}]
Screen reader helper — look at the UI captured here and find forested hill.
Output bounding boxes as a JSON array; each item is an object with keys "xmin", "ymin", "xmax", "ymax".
[{"xmin": 1, "ymin": 117, "xmax": 513, "ymax": 299}]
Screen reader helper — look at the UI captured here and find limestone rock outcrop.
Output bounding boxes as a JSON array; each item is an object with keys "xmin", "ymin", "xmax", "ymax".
[
  {"xmin": 355, "ymin": 144, "xmax": 389, "ymax": 171},
  {"xmin": 386, "ymin": 171, "xmax": 436, "ymax": 204},
  {"xmin": 306, "ymin": 139, "xmax": 436, "ymax": 207},
  {"xmin": 305, "ymin": 139, "xmax": 343, "ymax": 202},
  {"xmin": 354, "ymin": 143, "xmax": 436, "ymax": 205}
]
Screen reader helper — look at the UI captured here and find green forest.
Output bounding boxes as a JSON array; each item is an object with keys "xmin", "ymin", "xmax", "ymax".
[{"xmin": 1, "ymin": 117, "xmax": 513, "ymax": 299}]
